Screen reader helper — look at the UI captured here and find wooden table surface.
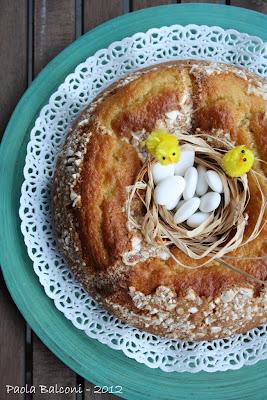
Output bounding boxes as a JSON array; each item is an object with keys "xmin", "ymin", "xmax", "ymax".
[{"xmin": 1, "ymin": 1, "xmax": 266, "ymax": 399}]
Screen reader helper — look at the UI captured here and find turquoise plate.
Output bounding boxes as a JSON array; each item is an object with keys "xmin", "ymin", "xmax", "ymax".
[{"xmin": 1, "ymin": 4, "xmax": 267, "ymax": 399}]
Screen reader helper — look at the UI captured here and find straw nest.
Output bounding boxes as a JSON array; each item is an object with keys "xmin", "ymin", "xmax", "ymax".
[{"xmin": 126, "ymin": 133, "xmax": 266, "ymax": 284}]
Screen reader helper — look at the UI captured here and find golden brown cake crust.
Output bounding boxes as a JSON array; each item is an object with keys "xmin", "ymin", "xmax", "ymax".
[{"xmin": 53, "ymin": 60, "xmax": 267, "ymax": 341}]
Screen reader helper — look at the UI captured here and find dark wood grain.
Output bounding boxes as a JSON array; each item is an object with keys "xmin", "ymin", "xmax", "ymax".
[
  {"xmin": 132, "ymin": 0, "xmax": 173, "ymax": 10},
  {"xmin": 0, "ymin": 0, "xmax": 27, "ymax": 138},
  {"xmin": 0, "ymin": 275, "xmax": 26, "ymax": 400},
  {"xmin": 83, "ymin": 0, "xmax": 124, "ymax": 32},
  {"xmin": 0, "ymin": 1, "xmax": 27, "ymax": 397},
  {"xmin": 230, "ymin": 0, "xmax": 267, "ymax": 13},
  {"xmin": 33, "ymin": 0, "xmax": 76, "ymax": 76}
]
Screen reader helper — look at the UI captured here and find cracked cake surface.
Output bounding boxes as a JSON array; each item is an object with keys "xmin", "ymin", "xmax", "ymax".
[{"xmin": 53, "ymin": 60, "xmax": 267, "ymax": 341}]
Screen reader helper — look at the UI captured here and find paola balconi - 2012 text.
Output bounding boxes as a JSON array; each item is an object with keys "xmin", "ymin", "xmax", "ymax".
[{"xmin": 5, "ymin": 384, "xmax": 123, "ymax": 395}]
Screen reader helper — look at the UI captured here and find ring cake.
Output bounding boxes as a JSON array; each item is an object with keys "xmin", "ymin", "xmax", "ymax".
[{"xmin": 53, "ymin": 60, "xmax": 267, "ymax": 341}]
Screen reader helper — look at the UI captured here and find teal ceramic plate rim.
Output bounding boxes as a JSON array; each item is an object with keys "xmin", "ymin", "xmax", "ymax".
[{"xmin": 1, "ymin": 4, "xmax": 267, "ymax": 400}]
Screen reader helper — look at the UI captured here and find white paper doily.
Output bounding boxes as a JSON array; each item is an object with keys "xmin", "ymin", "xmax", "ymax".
[{"xmin": 20, "ymin": 24, "xmax": 267, "ymax": 373}]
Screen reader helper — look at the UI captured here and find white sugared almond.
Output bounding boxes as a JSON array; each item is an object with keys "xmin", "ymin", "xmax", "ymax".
[
  {"xmin": 174, "ymin": 148, "xmax": 195, "ymax": 176},
  {"xmin": 196, "ymin": 165, "xmax": 208, "ymax": 196},
  {"xmin": 187, "ymin": 211, "xmax": 211, "ymax": 228},
  {"xmin": 200, "ymin": 192, "xmax": 221, "ymax": 213},
  {"xmin": 152, "ymin": 162, "xmax": 175, "ymax": 184},
  {"xmin": 154, "ymin": 176, "xmax": 185, "ymax": 207},
  {"xmin": 183, "ymin": 166, "xmax": 198, "ymax": 200},
  {"xmin": 206, "ymin": 170, "xmax": 223, "ymax": 193},
  {"xmin": 174, "ymin": 197, "xmax": 200, "ymax": 224},
  {"xmin": 165, "ymin": 194, "xmax": 182, "ymax": 211}
]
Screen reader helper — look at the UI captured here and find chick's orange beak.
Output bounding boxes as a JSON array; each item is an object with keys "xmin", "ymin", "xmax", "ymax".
[{"xmin": 167, "ymin": 157, "xmax": 174, "ymax": 165}]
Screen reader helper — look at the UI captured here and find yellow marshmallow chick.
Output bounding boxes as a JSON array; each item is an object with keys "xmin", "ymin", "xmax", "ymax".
[
  {"xmin": 221, "ymin": 145, "xmax": 254, "ymax": 178},
  {"xmin": 142, "ymin": 129, "xmax": 181, "ymax": 165}
]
